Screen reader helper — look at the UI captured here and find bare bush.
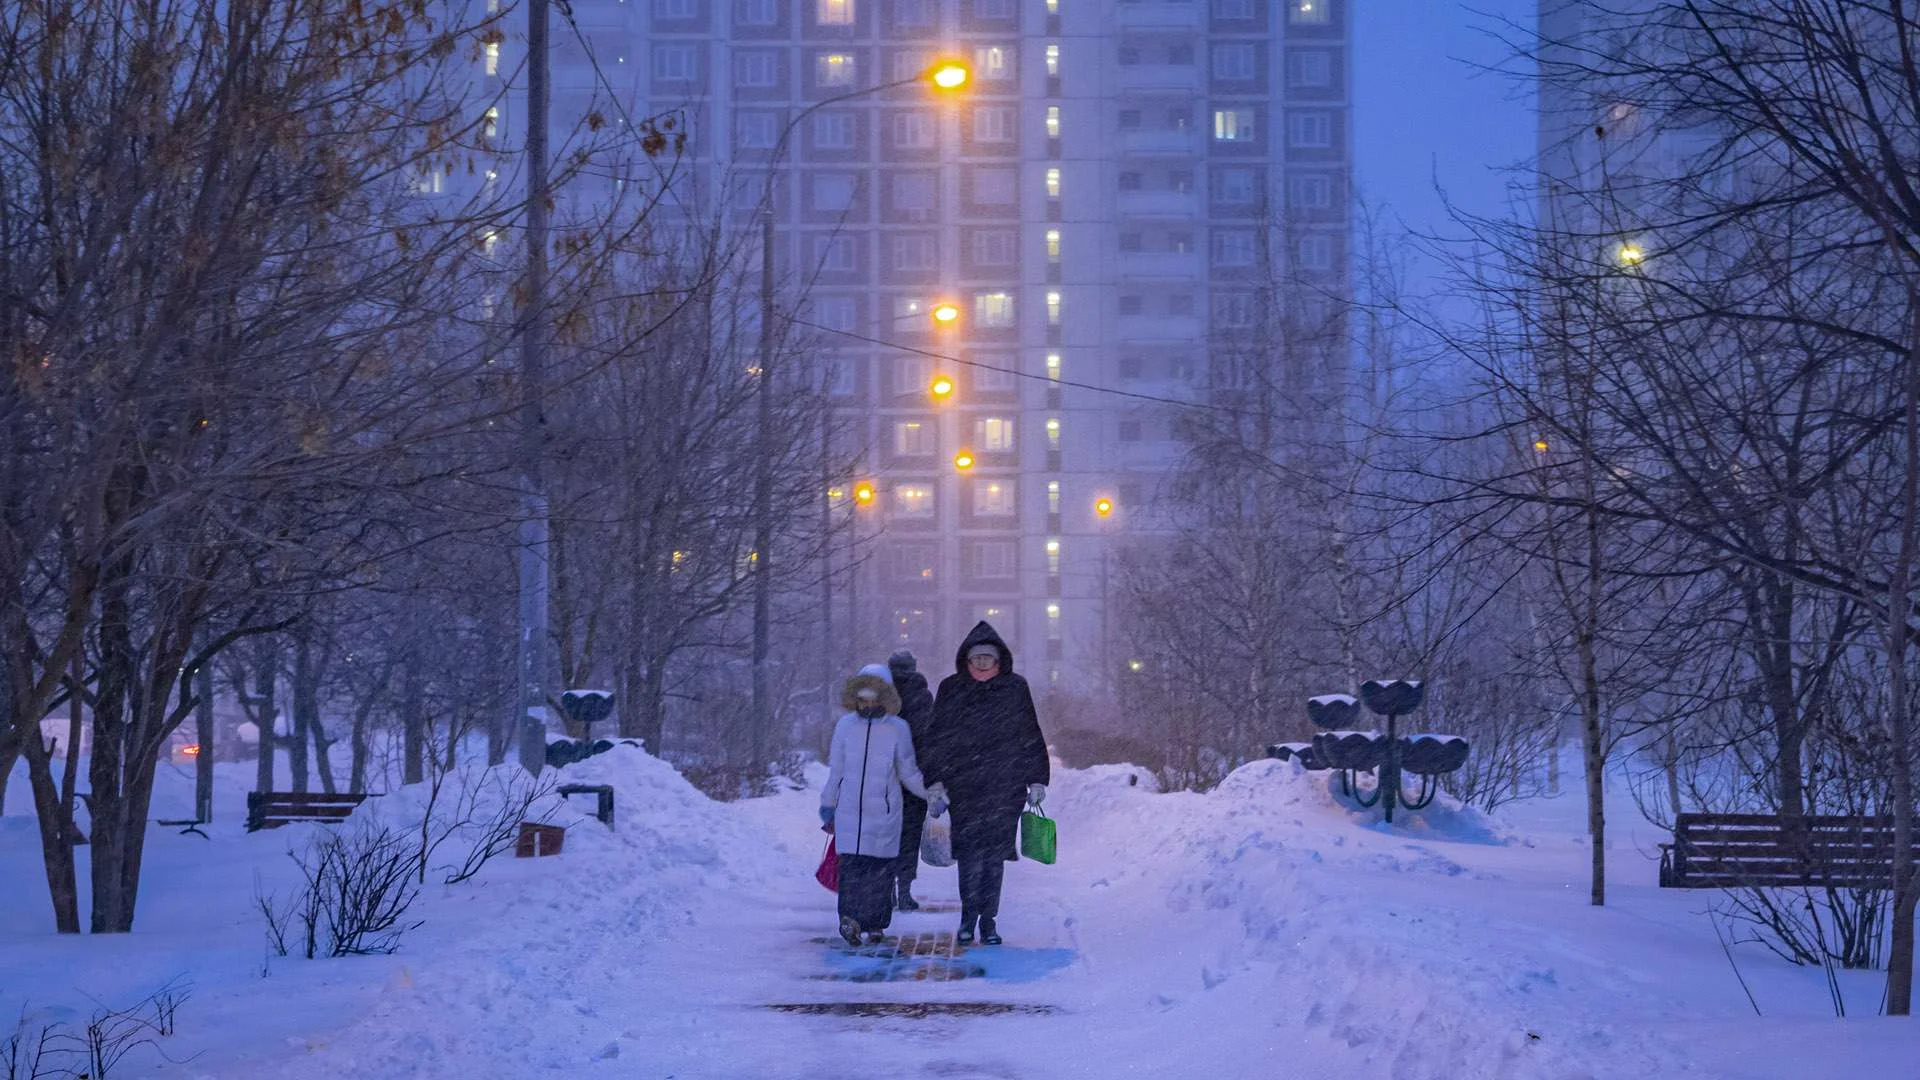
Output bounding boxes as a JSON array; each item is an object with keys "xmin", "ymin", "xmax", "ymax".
[
  {"xmin": 5, "ymin": 985, "xmax": 191, "ymax": 1079},
  {"xmin": 438, "ymin": 770, "xmax": 556, "ymax": 886}
]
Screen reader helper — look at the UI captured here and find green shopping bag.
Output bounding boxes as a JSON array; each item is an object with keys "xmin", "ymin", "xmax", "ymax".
[{"xmin": 1020, "ymin": 809, "xmax": 1056, "ymax": 864}]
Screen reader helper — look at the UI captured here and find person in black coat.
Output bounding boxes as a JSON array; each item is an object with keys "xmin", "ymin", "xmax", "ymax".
[
  {"xmin": 887, "ymin": 649, "xmax": 936, "ymax": 911},
  {"xmin": 921, "ymin": 621, "xmax": 1049, "ymax": 946}
]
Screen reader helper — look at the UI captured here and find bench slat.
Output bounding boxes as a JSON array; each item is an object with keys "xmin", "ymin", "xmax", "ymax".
[{"xmin": 1664, "ymin": 812, "xmax": 1920, "ymax": 889}]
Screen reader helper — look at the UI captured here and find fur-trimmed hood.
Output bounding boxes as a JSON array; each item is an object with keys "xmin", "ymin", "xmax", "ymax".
[{"xmin": 841, "ymin": 673, "xmax": 901, "ymax": 715}]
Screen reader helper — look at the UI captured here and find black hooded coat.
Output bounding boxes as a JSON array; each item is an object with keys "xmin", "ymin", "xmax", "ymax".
[{"xmin": 923, "ymin": 621, "xmax": 1050, "ymax": 862}]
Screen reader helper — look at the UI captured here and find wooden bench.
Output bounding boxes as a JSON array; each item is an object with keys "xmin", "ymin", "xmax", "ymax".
[
  {"xmin": 246, "ymin": 791, "xmax": 371, "ymax": 832},
  {"xmin": 1659, "ymin": 812, "xmax": 1920, "ymax": 889}
]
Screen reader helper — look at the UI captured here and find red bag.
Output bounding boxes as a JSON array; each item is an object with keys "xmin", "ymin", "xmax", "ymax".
[{"xmin": 815, "ymin": 835, "xmax": 839, "ymax": 892}]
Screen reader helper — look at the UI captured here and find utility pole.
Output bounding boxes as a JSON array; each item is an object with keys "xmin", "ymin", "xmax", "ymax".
[
  {"xmin": 516, "ymin": 0, "xmax": 552, "ymax": 775},
  {"xmin": 751, "ymin": 205, "xmax": 775, "ymax": 780}
]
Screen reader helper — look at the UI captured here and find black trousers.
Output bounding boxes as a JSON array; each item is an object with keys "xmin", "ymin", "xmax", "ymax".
[
  {"xmin": 892, "ymin": 794, "xmax": 928, "ymax": 896},
  {"xmin": 837, "ymin": 853, "xmax": 894, "ymax": 933},
  {"xmin": 957, "ymin": 857, "xmax": 1006, "ymax": 927}
]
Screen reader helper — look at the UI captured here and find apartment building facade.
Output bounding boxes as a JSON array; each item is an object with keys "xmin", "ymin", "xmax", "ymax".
[{"xmin": 484, "ymin": 0, "xmax": 1351, "ymax": 697}]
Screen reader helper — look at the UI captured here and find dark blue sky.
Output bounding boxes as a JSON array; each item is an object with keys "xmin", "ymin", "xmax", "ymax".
[{"xmin": 1352, "ymin": 1, "xmax": 1535, "ymax": 256}]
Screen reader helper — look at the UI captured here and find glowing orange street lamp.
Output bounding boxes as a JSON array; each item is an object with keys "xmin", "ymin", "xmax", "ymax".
[
  {"xmin": 928, "ymin": 61, "xmax": 970, "ymax": 91},
  {"xmin": 931, "ymin": 301, "xmax": 961, "ymax": 325},
  {"xmin": 1094, "ymin": 497, "xmax": 1115, "ymax": 518},
  {"xmin": 953, "ymin": 450, "xmax": 975, "ymax": 471},
  {"xmin": 853, "ymin": 480, "xmax": 876, "ymax": 506},
  {"xmin": 930, "ymin": 375, "xmax": 955, "ymax": 399}
]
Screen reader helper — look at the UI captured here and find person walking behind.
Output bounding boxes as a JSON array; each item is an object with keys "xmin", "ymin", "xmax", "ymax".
[
  {"xmin": 886, "ymin": 649, "xmax": 936, "ymax": 911},
  {"xmin": 922, "ymin": 622, "xmax": 1049, "ymax": 946},
  {"xmin": 820, "ymin": 664, "xmax": 939, "ymax": 946}
]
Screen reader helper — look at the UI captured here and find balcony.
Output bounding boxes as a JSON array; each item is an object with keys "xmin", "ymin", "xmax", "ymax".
[
  {"xmin": 1117, "ymin": 251, "xmax": 1200, "ymax": 281},
  {"xmin": 1118, "ymin": 129, "xmax": 1196, "ymax": 158},
  {"xmin": 1112, "ymin": 1, "xmax": 1204, "ymax": 29},
  {"xmin": 1117, "ymin": 63, "xmax": 1204, "ymax": 94},
  {"xmin": 1118, "ymin": 190, "xmax": 1200, "ymax": 220}
]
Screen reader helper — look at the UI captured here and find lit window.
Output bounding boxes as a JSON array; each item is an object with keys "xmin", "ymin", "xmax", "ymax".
[
  {"xmin": 1045, "ymin": 353, "xmax": 1062, "ymax": 381},
  {"xmin": 976, "ymin": 417, "xmax": 1016, "ymax": 451},
  {"xmin": 976, "ymin": 45, "xmax": 1011, "ymax": 79},
  {"xmin": 1046, "ymin": 44, "xmax": 1060, "ymax": 77},
  {"xmin": 1046, "ymin": 291, "xmax": 1062, "ymax": 325},
  {"xmin": 1045, "ymin": 417, "xmax": 1061, "ymax": 450},
  {"xmin": 1046, "ymin": 229, "xmax": 1061, "ymax": 261},
  {"xmin": 894, "ymin": 421, "xmax": 935, "ymax": 455},
  {"xmin": 975, "ymin": 479, "xmax": 1017, "ymax": 516},
  {"xmin": 1046, "ymin": 603, "xmax": 1062, "ymax": 639},
  {"xmin": 975, "ymin": 291, "xmax": 1015, "ymax": 328},
  {"xmin": 1047, "ymin": 0, "xmax": 1059, "ymax": 12},
  {"xmin": 1046, "ymin": 106, "xmax": 1061, "ymax": 139},
  {"xmin": 895, "ymin": 484, "xmax": 935, "ymax": 517},
  {"xmin": 817, "ymin": 52, "xmax": 857, "ymax": 86},
  {"xmin": 1288, "ymin": 112, "xmax": 1332, "ymax": 148},
  {"xmin": 818, "ymin": 0, "xmax": 855, "ymax": 25},
  {"xmin": 1046, "ymin": 539, "xmax": 1061, "ymax": 575},
  {"xmin": 1046, "ymin": 168, "xmax": 1061, "ymax": 198},
  {"xmin": 1289, "ymin": 0, "xmax": 1330, "ymax": 25},
  {"xmin": 484, "ymin": 106, "xmax": 500, "ymax": 138},
  {"xmin": 891, "ymin": 544, "xmax": 937, "ymax": 583},
  {"xmin": 486, "ymin": 40, "xmax": 500, "ymax": 76},
  {"xmin": 1047, "ymin": 480, "xmax": 1061, "ymax": 514},
  {"xmin": 1214, "ymin": 109, "xmax": 1256, "ymax": 142}
]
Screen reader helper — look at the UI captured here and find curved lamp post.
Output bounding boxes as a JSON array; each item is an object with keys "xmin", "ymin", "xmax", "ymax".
[{"xmin": 749, "ymin": 61, "xmax": 969, "ymax": 776}]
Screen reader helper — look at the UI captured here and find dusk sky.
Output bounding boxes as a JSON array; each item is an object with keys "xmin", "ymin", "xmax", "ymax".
[{"xmin": 1352, "ymin": 0, "xmax": 1536, "ymax": 283}]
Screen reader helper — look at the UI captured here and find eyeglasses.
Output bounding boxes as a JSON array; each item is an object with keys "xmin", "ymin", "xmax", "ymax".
[{"xmin": 967, "ymin": 654, "xmax": 998, "ymax": 667}]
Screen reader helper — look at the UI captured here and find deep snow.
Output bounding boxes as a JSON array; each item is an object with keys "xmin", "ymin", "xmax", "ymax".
[{"xmin": 2, "ymin": 747, "xmax": 1916, "ymax": 1079}]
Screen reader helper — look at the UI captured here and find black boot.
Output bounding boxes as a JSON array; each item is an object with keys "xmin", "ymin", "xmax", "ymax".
[
  {"xmin": 839, "ymin": 916, "xmax": 863, "ymax": 947},
  {"xmin": 955, "ymin": 916, "xmax": 977, "ymax": 945},
  {"xmin": 896, "ymin": 882, "xmax": 920, "ymax": 911},
  {"xmin": 979, "ymin": 917, "xmax": 1001, "ymax": 946}
]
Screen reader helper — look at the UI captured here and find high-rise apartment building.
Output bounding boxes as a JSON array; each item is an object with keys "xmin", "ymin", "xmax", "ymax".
[{"xmin": 484, "ymin": 0, "xmax": 1351, "ymax": 697}]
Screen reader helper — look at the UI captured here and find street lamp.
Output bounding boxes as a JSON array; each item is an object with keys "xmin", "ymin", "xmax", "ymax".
[
  {"xmin": 751, "ymin": 62, "xmax": 968, "ymax": 776},
  {"xmin": 929, "ymin": 374, "xmax": 955, "ymax": 399},
  {"xmin": 931, "ymin": 301, "xmax": 961, "ymax": 325},
  {"xmin": 953, "ymin": 449, "xmax": 975, "ymax": 471}
]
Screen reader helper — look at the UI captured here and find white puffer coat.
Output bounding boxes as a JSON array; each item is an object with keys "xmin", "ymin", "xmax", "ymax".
[{"xmin": 822, "ymin": 671, "xmax": 930, "ymax": 857}]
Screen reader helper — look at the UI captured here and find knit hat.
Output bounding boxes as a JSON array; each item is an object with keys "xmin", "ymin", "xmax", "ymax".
[{"xmin": 887, "ymin": 649, "xmax": 918, "ymax": 675}]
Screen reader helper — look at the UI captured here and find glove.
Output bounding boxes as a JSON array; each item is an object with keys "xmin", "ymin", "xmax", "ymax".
[
  {"xmin": 1027, "ymin": 783, "xmax": 1047, "ymax": 808},
  {"xmin": 819, "ymin": 805, "xmax": 835, "ymax": 827},
  {"xmin": 930, "ymin": 797, "xmax": 948, "ymax": 818}
]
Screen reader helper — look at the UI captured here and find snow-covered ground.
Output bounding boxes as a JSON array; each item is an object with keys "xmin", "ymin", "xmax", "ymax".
[{"xmin": 3, "ymin": 747, "xmax": 1915, "ymax": 1079}]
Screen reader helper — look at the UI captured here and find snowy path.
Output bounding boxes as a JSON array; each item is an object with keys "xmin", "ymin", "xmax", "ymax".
[{"xmin": 6, "ymin": 752, "xmax": 1918, "ymax": 1078}]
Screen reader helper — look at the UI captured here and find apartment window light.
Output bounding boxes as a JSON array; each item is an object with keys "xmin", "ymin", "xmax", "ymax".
[
  {"xmin": 484, "ymin": 106, "xmax": 500, "ymax": 138},
  {"xmin": 817, "ymin": 0, "xmax": 855, "ymax": 25},
  {"xmin": 1046, "ymin": 168, "xmax": 1061, "ymax": 199},
  {"xmin": 1045, "ymin": 353, "xmax": 1062, "ymax": 381},
  {"xmin": 1046, "ymin": 106, "xmax": 1061, "ymax": 139},
  {"xmin": 1047, "ymin": 480, "xmax": 1061, "ymax": 514},
  {"xmin": 977, "ymin": 417, "xmax": 1016, "ymax": 451},
  {"xmin": 817, "ymin": 52, "xmax": 857, "ymax": 87},
  {"xmin": 1046, "ymin": 539, "xmax": 1061, "ymax": 575},
  {"xmin": 1046, "ymin": 291, "xmax": 1062, "ymax": 325},
  {"xmin": 1289, "ymin": 0, "xmax": 1330, "ymax": 24},
  {"xmin": 1046, "ymin": 229, "xmax": 1061, "ymax": 261},
  {"xmin": 895, "ymin": 484, "xmax": 935, "ymax": 517},
  {"xmin": 1045, "ymin": 417, "xmax": 1061, "ymax": 450},
  {"xmin": 485, "ymin": 40, "xmax": 500, "ymax": 76},
  {"xmin": 976, "ymin": 46, "xmax": 1011, "ymax": 80},
  {"xmin": 975, "ymin": 291, "xmax": 1016, "ymax": 328},
  {"xmin": 1214, "ymin": 109, "xmax": 1255, "ymax": 142},
  {"xmin": 1046, "ymin": 44, "xmax": 1060, "ymax": 77}
]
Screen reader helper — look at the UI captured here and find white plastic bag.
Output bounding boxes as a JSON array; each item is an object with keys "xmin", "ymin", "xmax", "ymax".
[{"xmin": 920, "ymin": 815, "xmax": 953, "ymax": 867}]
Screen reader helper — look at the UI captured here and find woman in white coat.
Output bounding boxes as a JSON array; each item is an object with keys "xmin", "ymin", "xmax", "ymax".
[{"xmin": 820, "ymin": 663, "xmax": 943, "ymax": 945}]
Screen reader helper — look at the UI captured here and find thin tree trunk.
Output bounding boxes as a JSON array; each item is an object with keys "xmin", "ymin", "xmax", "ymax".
[
  {"xmin": 252, "ymin": 637, "xmax": 280, "ymax": 794},
  {"xmin": 195, "ymin": 650, "xmax": 214, "ymax": 823},
  {"xmin": 402, "ymin": 660, "xmax": 425, "ymax": 785},
  {"xmin": 289, "ymin": 632, "xmax": 312, "ymax": 793},
  {"xmin": 1884, "ymin": 303, "xmax": 1920, "ymax": 1016}
]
